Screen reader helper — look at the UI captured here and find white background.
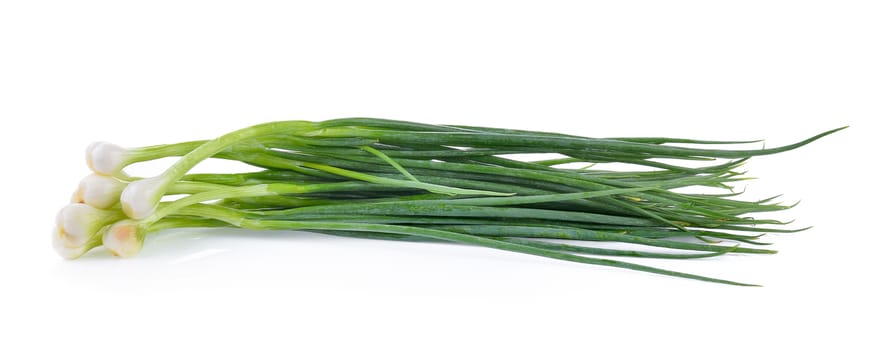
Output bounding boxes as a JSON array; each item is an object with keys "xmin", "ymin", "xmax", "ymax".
[{"xmin": 1, "ymin": 1, "xmax": 887, "ymax": 349}]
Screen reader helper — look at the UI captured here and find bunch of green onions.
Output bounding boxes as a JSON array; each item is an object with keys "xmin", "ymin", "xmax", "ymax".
[{"xmin": 54, "ymin": 118, "xmax": 844, "ymax": 286}]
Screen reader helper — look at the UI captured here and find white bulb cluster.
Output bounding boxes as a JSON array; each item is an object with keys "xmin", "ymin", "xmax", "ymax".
[{"xmin": 54, "ymin": 142, "xmax": 155, "ymax": 259}]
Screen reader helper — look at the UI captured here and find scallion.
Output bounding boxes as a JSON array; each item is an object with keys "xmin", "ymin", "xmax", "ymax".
[{"xmin": 56, "ymin": 118, "xmax": 844, "ymax": 286}]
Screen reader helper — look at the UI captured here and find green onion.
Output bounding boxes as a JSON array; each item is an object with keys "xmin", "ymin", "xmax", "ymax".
[{"xmin": 56, "ymin": 118, "xmax": 844, "ymax": 286}]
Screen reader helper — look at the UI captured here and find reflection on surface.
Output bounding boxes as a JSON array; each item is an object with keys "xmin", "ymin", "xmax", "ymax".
[
  {"xmin": 167, "ymin": 248, "xmax": 230, "ymax": 265},
  {"xmin": 69, "ymin": 227, "xmax": 329, "ymax": 261}
]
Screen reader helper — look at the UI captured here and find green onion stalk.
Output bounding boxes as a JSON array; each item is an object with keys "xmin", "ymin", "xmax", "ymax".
[{"xmin": 55, "ymin": 118, "xmax": 845, "ymax": 286}]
